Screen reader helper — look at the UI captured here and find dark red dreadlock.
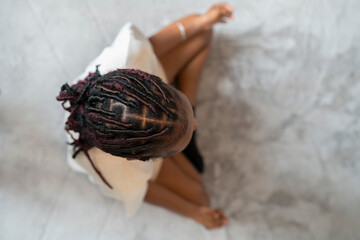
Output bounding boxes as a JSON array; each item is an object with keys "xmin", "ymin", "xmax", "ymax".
[{"xmin": 56, "ymin": 66, "xmax": 187, "ymax": 188}]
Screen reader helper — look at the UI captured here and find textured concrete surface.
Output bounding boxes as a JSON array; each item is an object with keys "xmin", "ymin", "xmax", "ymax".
[{"xmin": 1, "ymin": 0, "xmax": 360, "ymax": 239}]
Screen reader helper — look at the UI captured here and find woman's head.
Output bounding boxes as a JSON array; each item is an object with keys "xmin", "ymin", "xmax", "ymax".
[{"xmin": 57, "ymin": 66, "xmax": 197, "ymax": 161}]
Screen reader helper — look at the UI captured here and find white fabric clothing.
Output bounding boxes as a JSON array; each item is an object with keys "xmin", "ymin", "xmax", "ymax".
[{"xmin": 64, "ymin": 22, "xmax": 168, "ymax": 217}]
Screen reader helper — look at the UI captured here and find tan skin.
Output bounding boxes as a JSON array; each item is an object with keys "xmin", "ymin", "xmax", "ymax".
[{"xmin": 130, "ymin": 3, "xmax": 234, "ymax": 229}]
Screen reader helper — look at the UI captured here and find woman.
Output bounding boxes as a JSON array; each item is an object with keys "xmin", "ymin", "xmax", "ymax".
[{"xmin": 57, "ymin": 3, "xmax": 233, "ymax": 229}]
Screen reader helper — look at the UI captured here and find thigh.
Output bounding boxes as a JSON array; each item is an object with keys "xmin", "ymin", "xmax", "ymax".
[{"xmin": 158, "ymin": 29, "xmax": 212, "ymax": 84}]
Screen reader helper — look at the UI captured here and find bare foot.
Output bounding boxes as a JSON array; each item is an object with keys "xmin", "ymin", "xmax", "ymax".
[
  {"xmin": 202, "ymin": 3, "xmax": 234, "ymax": 30},
  {"xmin": 192, "ymin": 206, "xmax": 229, "ymax": 229}
]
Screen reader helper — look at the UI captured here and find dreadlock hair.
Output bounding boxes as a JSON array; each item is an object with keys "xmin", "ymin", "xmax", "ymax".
[{"xmin": 56, "ymin": 65, "xmax": 188, "ymax": 189}]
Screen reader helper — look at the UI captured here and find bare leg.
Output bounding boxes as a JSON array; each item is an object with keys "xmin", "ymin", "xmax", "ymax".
[
  {"xmin": 145, "ymin": 181, "xmax": 198, "ymax": 218},
  {"xmin": 146, "ymin": 156, "xmax": 229, "ymax": 229},
  {"xmin": 176, "ymin": 43, "xmax": 211, "ymax": 106},
  {"xmin": 154, "ymin": 156, "xmax": 209, "ymax": 207},
  {"xmin": 159, "ymin": 29, "xmax": 213, "ymax": 105},
  {"xmin": 171, "ymin": 152, "xmax": 203, "ymax": 185},
  {"xmin": 145, "ymin": 181, "xmax": 227, "ymax": 229}
]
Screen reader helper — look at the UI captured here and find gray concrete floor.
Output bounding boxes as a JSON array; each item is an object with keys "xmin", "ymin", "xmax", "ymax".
[{"xmin": 1, "ymin": 0, "xmax": 360, "ymax": 239}]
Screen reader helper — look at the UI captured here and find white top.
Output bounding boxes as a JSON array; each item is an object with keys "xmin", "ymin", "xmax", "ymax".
[{"xmin": 64, "ymin": 22, "xmax": 168, "ymax": 217}]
